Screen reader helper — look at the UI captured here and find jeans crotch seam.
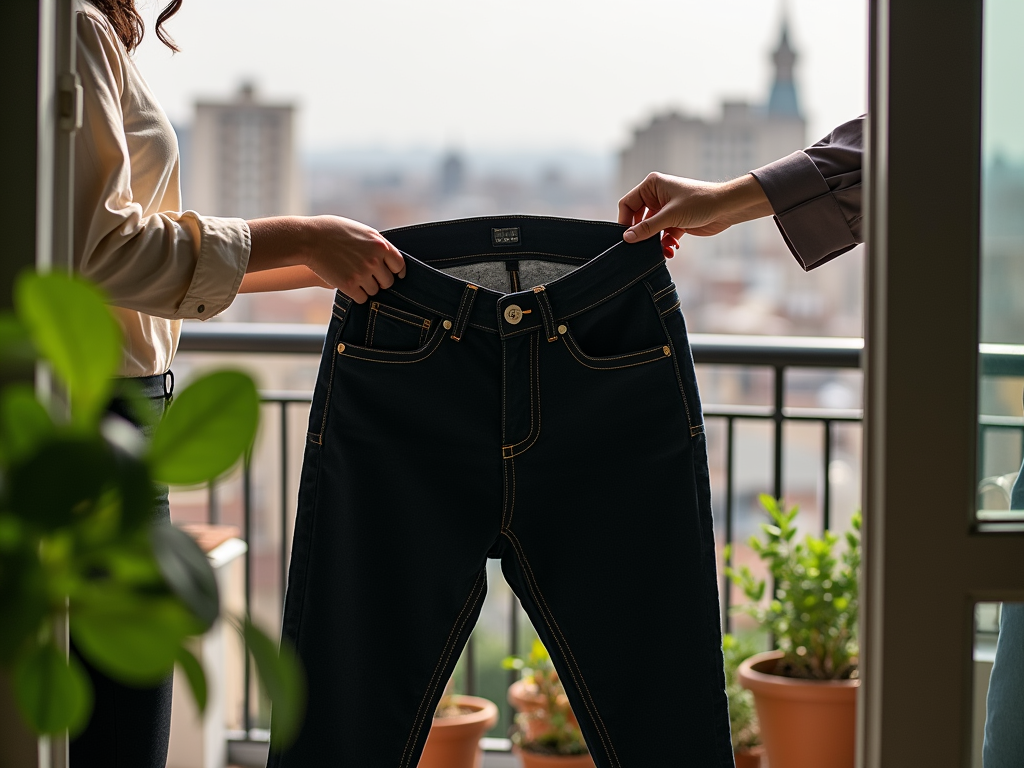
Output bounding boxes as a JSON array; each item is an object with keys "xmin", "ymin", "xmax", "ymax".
[
  {"xmin": 500, "ymin": 530, "xmax": 621, "ymax": 768},
  {"xmin": 451, "ymin": 283, "xmax": 479, "ymax": 342},
  {"xmin": 500, "ymin": 458, "xmax": 516, "ymax": 531},
  {"xmin": 533, "ymin": 286, "xmax": 559, "ymax": 342},
  {"xmin": 398, "ymin": 570, "xmax": 487, "ymax": 768},
  {"xmin": 644, "ymin": 280, "xmax": 697, "ymax": 435},
  {"xmin": 501, "ymin": 333, "xmax": 541, "ymax": 458}
]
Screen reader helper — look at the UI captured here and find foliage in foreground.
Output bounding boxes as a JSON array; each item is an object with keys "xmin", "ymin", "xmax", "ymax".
[
  {"xmin": 503, "ymin": 639, "xmax": 588, "ymax": 756},
  {"xmin": 723, "ymin": 633, "xmax": 761, "ymax": 751},
  {"xmin": 725, "ymin": 495, "xmax": 861, "ymax": 681},
  {"xmin": 0, "ymin": 271, "xmax": 303, "ymax": 745}
]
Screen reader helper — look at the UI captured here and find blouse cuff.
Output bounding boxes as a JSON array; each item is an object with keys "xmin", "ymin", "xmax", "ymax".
[
  {"xmin": 176, "ymin": 214, "xmax": 251, "ymax": 320},
  {"xmin": 751, "ymin": 151, "xmax": 859, "ymax": 271}
]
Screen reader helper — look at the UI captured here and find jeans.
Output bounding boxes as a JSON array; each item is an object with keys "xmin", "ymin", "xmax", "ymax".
[
  {"xmin": 982, "ymin": 458, "xmax": 1024, "ymax": 768},
  {"xmin": 71, "ymin": 373, "xmax": 174, "ymax": 768},
  {"xmin": 270, "ymin": 217, "xmax": 734, "ymax": 767}
]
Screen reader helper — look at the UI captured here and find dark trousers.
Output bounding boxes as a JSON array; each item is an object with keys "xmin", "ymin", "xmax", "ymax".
[
  {"xmin": 271, "ymin": 217, "xmax": 734, "ymax": 767},
  {"xmin": 71, "ymin": 373, "xmax": 174, "ymax": 768}
]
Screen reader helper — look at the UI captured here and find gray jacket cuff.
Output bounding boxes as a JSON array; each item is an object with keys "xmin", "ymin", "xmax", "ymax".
[{"xmin": 751, "ymin": 151, "xmax": 859, "ymax": 271}]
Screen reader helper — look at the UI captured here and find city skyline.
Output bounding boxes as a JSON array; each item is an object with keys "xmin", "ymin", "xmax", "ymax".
[{"xmin": 134, "ymin": 0, "xmax": 867, "ymax": 154}]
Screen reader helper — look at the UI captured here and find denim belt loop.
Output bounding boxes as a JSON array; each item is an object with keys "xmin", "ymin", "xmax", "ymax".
[
  {"xmin": 163, "ymin": 369, "xmax": 175, "ymax": 401},
  {"xmin": 450, "ymin": 283, "xmax": 479, "ymax": 342},
  {"xmin": 533, "ymin": 286, "xmax": 559, "ymax": 342}
]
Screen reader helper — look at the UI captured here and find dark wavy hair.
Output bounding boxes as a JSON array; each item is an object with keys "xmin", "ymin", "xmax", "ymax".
[{"xmin": 92, "ymin": 0, "xmax": 183, "ymax": 53}]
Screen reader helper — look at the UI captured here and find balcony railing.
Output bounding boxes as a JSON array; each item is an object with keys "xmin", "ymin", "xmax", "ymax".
[{"xmin": 176, "ymin": 323, "xmax": 1024, "ymax": 763}]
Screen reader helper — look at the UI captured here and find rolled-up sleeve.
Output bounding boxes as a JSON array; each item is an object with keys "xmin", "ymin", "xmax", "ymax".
[
  {"xmin": 74, "ymin": 11, "xmax": 249, "ymax": 320},
  {"xmin": 750, "ymin": 116, "xmax": 864, "ymax": 271}
]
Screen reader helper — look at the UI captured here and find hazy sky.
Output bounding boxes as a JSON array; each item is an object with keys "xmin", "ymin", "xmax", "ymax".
[{"xmin": 133, "ymin": 0, "xmax": 868, "ymax": 154}]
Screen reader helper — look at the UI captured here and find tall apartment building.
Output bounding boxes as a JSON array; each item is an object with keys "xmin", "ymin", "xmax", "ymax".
[
  {"xmin": 618, "ymin": 20, "xmax": 862, "ymax": 337},
  {"xmin": 186, "ymin": 83, "xmax": 304, "ymax": 219}
]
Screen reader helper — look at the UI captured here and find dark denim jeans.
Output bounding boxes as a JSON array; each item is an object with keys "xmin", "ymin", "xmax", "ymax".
[
  {"xmin": 983, "ymin": 450, "xmax": 1024, "ymax": 768},
  {"xmin": 270, "ymin": 217, "xmax": 734, "ymax": 767},
  {"xmin": 71, "ymin": 373, "xmax": 174, "ymax": 768}
]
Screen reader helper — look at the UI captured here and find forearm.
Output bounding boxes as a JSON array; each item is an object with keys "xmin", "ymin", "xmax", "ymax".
[
  {"xmin": 245, "ymin": 216, "xmax": 316, "ymax": 273},
  {"xmin": 714, "ymin": 174, "xmax": 774, "ymax": 225},
  {"xmin": 239, "ymin": 265, "xmax": 331, "ymax": 293}
]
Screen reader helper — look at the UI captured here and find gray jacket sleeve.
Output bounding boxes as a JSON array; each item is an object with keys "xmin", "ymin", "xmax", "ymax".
[{"xmin": 750, "ymin": 116, "xmax": 864, "ymax": 271}]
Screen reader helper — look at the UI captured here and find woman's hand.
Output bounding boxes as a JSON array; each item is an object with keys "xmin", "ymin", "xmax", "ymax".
[
  {"xmin": 247, "ymin": 216, "xmax": 406, "ymax": 304},
  {"xmin": 617, "ymin": 173, "xmax": 774, "ymax": 258}
]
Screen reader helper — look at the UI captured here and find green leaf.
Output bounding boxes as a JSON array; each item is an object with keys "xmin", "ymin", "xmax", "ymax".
[
  {"xmin": 71, "ymin": 593, "xmax": 197, "ymax": 684},
  {"xmin": 13, "ymin": 642, "xmax": 93, "ymax": 736},
  {"xmin": 0, "ymin": 385, "xmax": 53, "ymax": 466},
  {"xmin": 176, "ymin": 645, "xmax": 208, "ymax": 714},
  {"xmin": 147, "ymin": 371, "xmax": 259, "ymax": 485},
  {"xmin": 15, "ymin": 272, "xmax": 121, "ymax": 424},
  {"xmin": 0, "ymin": 547, "xmax": 49, "ymax": 663},
  {"xmin": 0, "ymin": 314, "xmax": 37, "ymax": 371},
  {"xmin": 241, "ymin": 618, "xmax": 305, "ymax": 749},
  {"xmin": 7, "ymin": 436, "xmax": 115, "ymax": 530},
  {"xmin": 150, "ymin": 523, "xmax": 220, "ymax": 630}
]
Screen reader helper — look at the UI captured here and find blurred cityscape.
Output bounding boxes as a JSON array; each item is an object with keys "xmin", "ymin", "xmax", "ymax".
[{"xmin": 163, "ymin": 10, "xmax": 1024, "ymax": 751}]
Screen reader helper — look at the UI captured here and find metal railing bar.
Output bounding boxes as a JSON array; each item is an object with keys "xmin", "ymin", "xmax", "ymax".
[
  {"xmin": 208, "ymin": 481, "xmax": 219, "ymax": 525},
  {"xmin": 258, "ymin": 390, "xmax": 314, "ymax": 404},
  {"xmin": 692, "ymin": 334, "xmax": 863, "ymax": 368},
  {"xmin": 465, "ymin": 635, "xmax": 476, "ymax": 697},
  {"xmin": 980, "ymin": 415, "xmax": 1024, "ymax": 428},
  {"xmin": 773, "ymin": 367, "xmax": 784, "ymax": 501},
  {"xmin": 179, "ymin": 324, "xmax": 1024, "ymax": 376},
  {"xmin": 703, "ymin": 404, "xmax": 863, "ymax": 421},
  {"xmin": 823, "ymin": 421, "xmax": 832, "ymax": 533},
  {"xmin": 280, "ymin": 403, "xmax": 289, "ymax": 614},
  {"xmin": 242, "ymin": 458, "xmax": 253, "ymax": 733},
  {"xmin": 508, "ymin": 596, "xmax": 519, "ymax": 691},
  {"xmin": 723, "ymin": 416, "xmax": 735, "ymax": 635}
]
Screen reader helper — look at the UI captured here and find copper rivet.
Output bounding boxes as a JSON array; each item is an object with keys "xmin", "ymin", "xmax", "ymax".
[
  {"xmin": 557, "ymin": 324, "xmax": 567, "ymax": 335},
  {"xmin": 443, "ymin": 320, "xmax": 453, "ymax": 330},
  {"xmin": 663, "ymin": 346, "xmax": 671, "ymax": 356},
  {"xmin": 337, "ymin": 343, "xmax": 345, "ymax": 354}
]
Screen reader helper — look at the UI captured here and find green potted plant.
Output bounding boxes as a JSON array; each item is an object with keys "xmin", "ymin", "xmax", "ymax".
[
  {"xmin": 0, "ymin": 272, "xmax": 302, "ymax": 749},
  {"xmin": 725, "ymin": 495, "xmax": 861, "ymax": 768},
  {"xmin": 723, "ymin": 634, "xmax": 763, "ymax": 768},
  {"xmin": 418, "ymin": 676, "xmax": 499, "ymax": 768},
  {"xmin": 503, "ymin": 640, "xmax": 594, "ymax": 768}
]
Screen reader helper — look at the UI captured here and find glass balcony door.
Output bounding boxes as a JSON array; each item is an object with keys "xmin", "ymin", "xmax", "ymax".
[{"xmin": 862, "ymin": 1, "xmax": 1024, "ymax": 766}]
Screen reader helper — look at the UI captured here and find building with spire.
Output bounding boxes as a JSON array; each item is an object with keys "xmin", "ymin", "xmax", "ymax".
[
  {"xmin": 618, "ymin": 17, "xmax": 805, "ymax": 197},
  {"xmin": 617, "ymin": 17, "xmax": 863, "ymax": 338}
]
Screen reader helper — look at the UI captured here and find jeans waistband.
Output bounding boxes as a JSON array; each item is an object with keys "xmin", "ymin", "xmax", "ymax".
[
  {"xmin": 117, "ymin": 371, "xmax": 175, "ymax": 400},
  {"xmin": 379, "ymin": 216, "xmax": 665, "ymax": 340}
]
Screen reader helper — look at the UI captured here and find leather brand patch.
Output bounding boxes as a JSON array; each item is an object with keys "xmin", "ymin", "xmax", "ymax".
[{"xmin": 492, "ymin": 227, "xmax": 520, "ymax": 247}]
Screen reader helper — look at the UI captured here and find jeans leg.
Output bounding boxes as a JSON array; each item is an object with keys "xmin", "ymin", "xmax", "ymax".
[
  {"xmin": 984, "ymin": 603, "xmax": 1024, "ymax": 768},
  {"xmin": 983, "ymin": 445, "xmax": 1024, "ymax": 768},
  {"xmin": 70, "ymin": 488, "xmax": 172, "ymax": 768}
]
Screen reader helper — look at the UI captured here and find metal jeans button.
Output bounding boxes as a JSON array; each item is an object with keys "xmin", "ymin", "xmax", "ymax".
[{"xmin": 504, "ymin": 304, "xmax": 523, "ymax": 325}]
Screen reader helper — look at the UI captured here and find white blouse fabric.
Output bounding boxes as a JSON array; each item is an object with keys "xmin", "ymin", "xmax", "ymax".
[{"xmin": 75, "ymin": 2, "xmax": 251, "ymax": 377}]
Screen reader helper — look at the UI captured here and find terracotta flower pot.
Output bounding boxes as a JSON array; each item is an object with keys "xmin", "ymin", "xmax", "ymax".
[
  {"xmin": 513, "ymin": 745, "xmax": 597, "ymax": 768},
  {"xmin": 738, "ymin": 651, "xmax": 858, "ymax": 768},
  {"xmin": 733, "ymin": 745, "xmax": 764, "ymax": 768},
  {"xmin": 418, "ymin": 695, "xmax": 499, "ymax": 768},
  {"xmin": 508, "ymin": 680, "xmax": 581, "ymax": 741}
]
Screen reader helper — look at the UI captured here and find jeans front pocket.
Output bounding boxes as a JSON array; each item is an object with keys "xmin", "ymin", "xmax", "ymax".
[{"xmin": 364, "ymin": 301, "xmax": 433, "ymax": 351}]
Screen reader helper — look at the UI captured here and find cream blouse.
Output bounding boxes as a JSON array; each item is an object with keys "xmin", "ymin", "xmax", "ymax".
[{"xmin": 75, "ymin": 2, "xmax": 251, "ymax": 377}]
